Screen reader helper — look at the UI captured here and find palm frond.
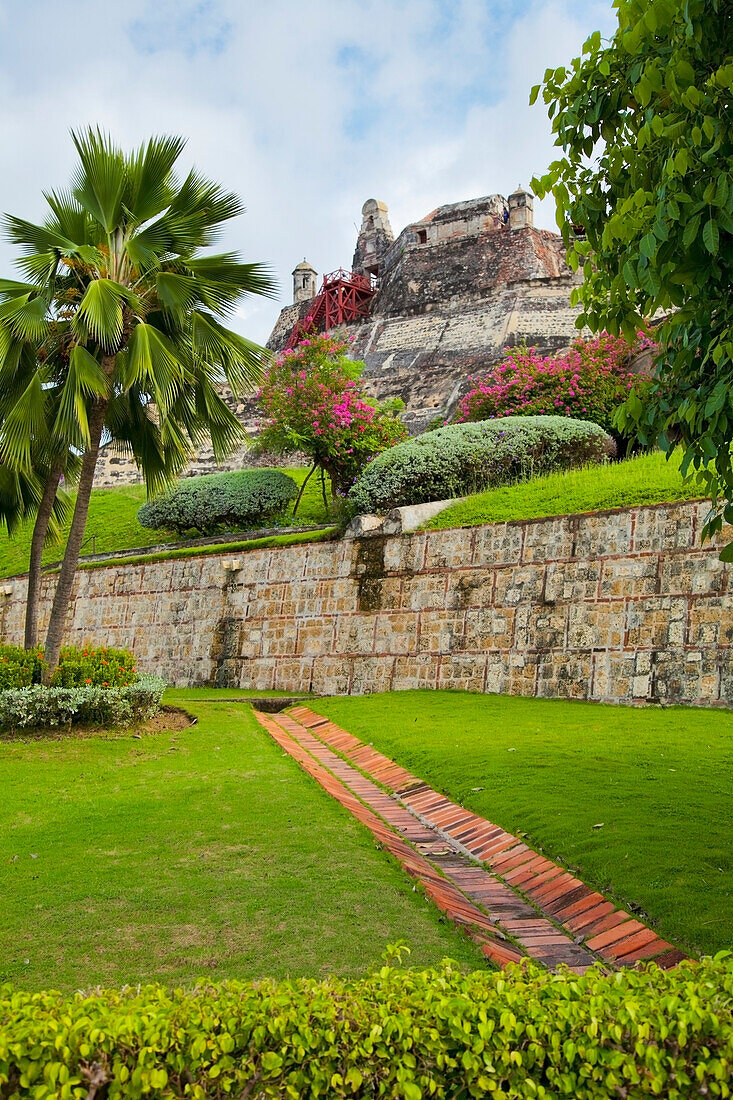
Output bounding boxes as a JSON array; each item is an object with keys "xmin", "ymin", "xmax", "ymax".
[
  {"xmin": 73, "ymin": 279, "xmax": 124, "ymax": 348},
  {"xmin": 14, "ymin": 251, "xmax": 59, "ymax": 285},
  {"xmin": 125, "ymin": 134, "xmax": 185, "ymax": 226},
  {"xmin": 43, "ymin": 189, "xmax": 91, "ymax": 244},
  {"xmin": 186, "ymin": 255, "xmax": 278, "ymax": 301},
  {"xmin": 170, "ymin": 169, "xmax": 243, "ymax": 228},
  {"xmin": 1, "ymin": 213, "xmax": 74, "ymax": 255},
  {"xmin": 0, "ymin": 369, "xmax": 49, "ymax": 469},
  {"xmin": 0, "ymin": 278, "xmax": 39, "ymax": 300},
  {"xmin": 119, "ymin": 322, "xmax": 187, "ymax": 416},
  {"xmin": 53, "ymin": 346, "xmax": 110, "ymax": 448},
  {"xmin": 0, "ymin": 292, "xmax": 50, "ymax": 343},
  {"xmin": 190, "ymin": 309, "xmax": 269, "ymax": 394},
  {"xmin": 70, "ymin": 127, "xmax": 126, "ymax": 234}
]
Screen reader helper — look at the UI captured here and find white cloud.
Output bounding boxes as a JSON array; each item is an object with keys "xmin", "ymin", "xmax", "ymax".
[{"xmin": 0, "ymin": 0, "xmax": 616, "ymax": 343}]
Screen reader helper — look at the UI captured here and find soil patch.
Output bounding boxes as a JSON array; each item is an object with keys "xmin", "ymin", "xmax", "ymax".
[{"xmin": 0, "ymin": 705, "xmax": 195, "ymax": 742}]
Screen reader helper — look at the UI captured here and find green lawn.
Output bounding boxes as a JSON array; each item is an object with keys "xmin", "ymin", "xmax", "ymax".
[
  {"xmin": 0, "ymin": 467, "xmax": 333, "ymax": 580},
  {"xmin": 424, "ymin": 451, "xmax": 704, "ymax": 529},
  {"xmin": 309, "ymin": 691, "xmax": 733, "ymax": 958},
  {"xmin": 0, "ymin": 692, "xmax": 484, "ymax": 991}
]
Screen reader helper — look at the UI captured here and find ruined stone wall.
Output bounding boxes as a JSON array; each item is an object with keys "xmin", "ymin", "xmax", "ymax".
[{"xmin": 2, "ymin": 500, "xmax": 730, "ymax": 707}]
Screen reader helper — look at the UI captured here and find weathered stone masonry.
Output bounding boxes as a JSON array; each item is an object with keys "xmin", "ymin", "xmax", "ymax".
[{"xmin": 1, "ymin": 500, "xmax": 730, "ymax": 706}]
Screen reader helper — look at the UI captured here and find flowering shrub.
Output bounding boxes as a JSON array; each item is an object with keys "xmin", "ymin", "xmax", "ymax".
[
  {"xmin": 257, "ymin": 333, "xmax": 408, "ymax": 500},
  {"xmin": 0, "ymin": 675, "xmax": 166, "ymax": 732},
  {"xmin": 454, "ymin": 332, "xmax": 658, "ymax": 435},
  {"xmin": 0, "ymin": 646, "xmax": 44, "ymax": 689},
  {"xmin": 49, "ymin": 645, "xmax": 138, "ymax": 688},
  {"xmin": 138, "ymin": 470, "xmax": 298, "ymax": 536},
  {"xmin": 0, "ymin": 644, "xmax": 137, "ymax": 689},
  {"xmin": 350, "ymin": 416, "xmax": 615, "ymax": 512}
]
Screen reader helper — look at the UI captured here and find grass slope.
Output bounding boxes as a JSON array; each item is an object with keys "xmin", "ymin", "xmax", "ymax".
[
  {"xmin": 0, "ymin": 468, "xmax": 333, "ymax": 580},
  {"xmin": 424, "ymin": 451, "xmax": 704, "ymax": 529},
  {"xmin": 0, "ymin": 693, "xmax": 484, "ymax": 991},
  {"xmin": 309, "ymin": 691, "xmax": 733, "ymax": 958}
]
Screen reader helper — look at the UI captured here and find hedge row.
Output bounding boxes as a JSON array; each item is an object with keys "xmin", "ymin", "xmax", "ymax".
[
  {"xmin": 1, "ymin": 956, "xmax": 731, "ymax": 1098},
  {"xmin": 0, "ymin": 675, "xmax": 166, "ymax": 731},
  {"xmin": 349, "ymin": 416, "xmax": 616, "ymax": 513}
]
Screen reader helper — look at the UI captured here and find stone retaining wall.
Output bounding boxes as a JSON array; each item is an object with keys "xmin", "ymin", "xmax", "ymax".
[{"xmin": 1, "ymin": 500, "xmax": 730, "ymax": 706}]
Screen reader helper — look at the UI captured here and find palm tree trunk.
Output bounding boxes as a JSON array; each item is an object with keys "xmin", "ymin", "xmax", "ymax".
[
  {"xmin": 24, "ymin": 458, "xmax": 64, "ymax": 650},
  {"xmin": 42, "ymin": 397, "xmax": 109, "ymax": 681}
]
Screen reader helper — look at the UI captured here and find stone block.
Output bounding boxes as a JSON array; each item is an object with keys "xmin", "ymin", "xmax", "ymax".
[
  {"xmin": 437, "ymin": 653, "xmax": 487, "ymax": 691},
  {"xmin": 625, "ymin": 597, "xmax": 688, "ymax": 649},
  {"xmin": 660, "ymin": 551, "xmax": 726, "ymax": 597},
  {"xmin": 536, "ymin": 653, "xmax": 593, "ymax": 700},
  {"xmin": 631, "ymin": 501, "xmax": 697, "ymax": 553},
  {"xmin": 493, "ymin": 565, "xmax": 546, "ymax": 606},
  {"xmin": 401, "ymin": 572, "xmax": 447, "ymax": 611},
  {"xmin": 311, "ymin": 655, "xmax": 350, "ymax": 695},
  {"xmin": 392, "ymin": 654, "xmax": 440, "ymax": 690},
  {"xmin": 572, "ymin": 510, "xmax": 633, "ymax": 558},
  {"xmin": 383, "ymin": 533, "xmax": 427, "ymax": 573},
  {"xmin": 471, "ymin": 522, "xmax": 523, "ymax": 567},
  {"xmin": 599, "ymin": 556, "xmax": 659, "ymax": 599},
  {"xmin": 423, "ymin": 528, "xmax": 474, "ymax": 570},
  {"xmin": 375, "ymin": 611, "xmax": 419, "ymax": 655},
  {"xmin": 335, "ymin": 614, "xmax": 376, "ymax": 655},
  {"xmin": 522, "ymin": 517, "xmax": 573, "ymax": 562},
  {"xmin": 296, "ymin": 618, "xmax": 336, "ymax": 657},
  {"xmin": 445, "ymin": 568, "xmax": 494, "ymax": 610},
  {"xmin": 270, "ymin": 657, "xmax": 314, "ymax": 694},
  {"xmin": 418, "ymin": 610, "xmax": 466, "ymax": 654},
  {"xmin": 463, "ymin": 607, "xmax": 514, "ymax": 652},
  {"xmin": 567, "ymin": 603, "xmax": 624, "ymax": 651},
  {"xmin": 687, "ymin": 596, "xmax": 733, "ymax": 647},
  {"xmin": 350, "ymin": 655, "xmax": 395, "ymax": 695},
  {"xmin": 544, "ymin": 559, "xmax": 602, "ymax": 603}
]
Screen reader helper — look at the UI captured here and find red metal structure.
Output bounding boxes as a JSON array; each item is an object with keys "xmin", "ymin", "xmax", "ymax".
[{"xmin": 286, "ymin": 269, "xmax": 377, "ymax": 348}]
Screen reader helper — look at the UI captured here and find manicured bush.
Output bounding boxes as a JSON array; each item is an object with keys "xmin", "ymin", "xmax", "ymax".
[
  {"xmin": 137, "ymin": 470, "xmax": 299, "ymax": 536},
  {"xmin": 0, "ymin": 675, "xmax": 166, "ymax": 732},
  {"xmin": 350, "ymin": 416, "xmax": 615, "ymax": 512},
  {"xmin": 0, "ymin": 956, "xmax": 731, "ymax": 1098},
  {"xmin": 0, "ymin": 645, "xmax": 44, "ymax": 690},
  {"xmin": 453, "ymin": 333, "xmax": 655, "ymax": 435}
]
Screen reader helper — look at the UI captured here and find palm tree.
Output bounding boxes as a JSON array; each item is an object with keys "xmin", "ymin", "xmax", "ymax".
[{"xmin": 0, "ymin": 129, "xmax": 276, "ymax": 677}]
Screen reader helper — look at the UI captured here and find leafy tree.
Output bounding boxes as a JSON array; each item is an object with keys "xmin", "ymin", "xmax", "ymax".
[
  {"xmin": 530, "ymin": 0, "xmax": 732, "ymax": 545},
  {"xmin": 257, "ymin": 332, "xmax": 408, "ymax": 509},
  {"xmin": 0, "ymin": 129, "xmax": 275, "ymax": 676}
]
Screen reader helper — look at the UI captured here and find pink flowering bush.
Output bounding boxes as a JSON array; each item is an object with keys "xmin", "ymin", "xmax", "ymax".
[
  {"xmin": 257, "ymin": 333, "xmax": 408, "ymax": 502},
  {"xmin": 454, "ymin": 332, "xmax": 658, "ymax": 436}
]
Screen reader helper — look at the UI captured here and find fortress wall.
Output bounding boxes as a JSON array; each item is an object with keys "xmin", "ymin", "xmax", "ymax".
[{"xmin": 2, "ymin": 500, "xmax": 730, "ymax": 708}]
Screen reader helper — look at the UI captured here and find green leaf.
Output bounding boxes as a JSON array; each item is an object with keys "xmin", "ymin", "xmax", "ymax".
[
  {"xmin": 719, "ymin": 542, "xmax": 733, "ymax": 563},
  {"xmin": 53, "ymin": 346, "xmax": 110, "ymax": 447},
  {"xmin": 702, "ymin": 218, "xmax": 719, "ymax": 255},
  {"xmin": 70, "ymin": 127, "xmax": 126, "ymax": 234},
  {"xmin": 74, "ymin": 279, "xmax": 124, "ymax": 349}
]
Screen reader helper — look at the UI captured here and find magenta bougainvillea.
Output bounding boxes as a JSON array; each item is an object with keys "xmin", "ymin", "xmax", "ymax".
[
  {"xmin": 257, "ymin": 332, "xmax": 407, "ymax": 501},
  {"xmin": 453, "ymin": 332, "xmax": 659, "ymax": 435}
]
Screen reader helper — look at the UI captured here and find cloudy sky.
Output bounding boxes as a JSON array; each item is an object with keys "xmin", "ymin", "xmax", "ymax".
[{"xmin": 0, "ymin": 0, "xmax": 615, "ymax": 344}]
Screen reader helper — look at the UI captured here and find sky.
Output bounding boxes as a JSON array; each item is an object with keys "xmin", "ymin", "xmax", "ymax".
[{"xmin": 0, "ymin": 0, "xmax": 616, "ymax": 344}]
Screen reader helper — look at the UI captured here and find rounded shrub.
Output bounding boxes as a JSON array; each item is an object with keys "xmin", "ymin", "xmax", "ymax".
[
  {"xmin": 349, "ymin": 416, "xmax": 615, "ymax": 513},
  {"xmin": 138, "ymin": 469, "xmax": 299, "ymax": 536}
]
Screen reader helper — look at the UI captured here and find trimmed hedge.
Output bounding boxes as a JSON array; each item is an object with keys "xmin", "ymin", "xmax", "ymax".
[
  {"xmin": 0, "ymin": 675, "xmax": 166, "ymax": 732},
  {"xmin": 349, "ymin": 416, "xmax": 616, "ymax": 513},
  {"xmin": 137, "ymin": 470, "xmax": 299, "ymax": 536},
  {"xmin": 0, "ymin": 957, "xmax": 731, "ymax": 1098}
]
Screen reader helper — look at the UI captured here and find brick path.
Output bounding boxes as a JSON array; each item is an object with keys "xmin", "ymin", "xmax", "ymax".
[{"xmin": 253, "ymin": 705, "xmax": 686, "ymax": 972}]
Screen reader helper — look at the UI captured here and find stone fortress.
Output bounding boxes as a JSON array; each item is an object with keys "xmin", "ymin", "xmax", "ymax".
[
  {"xmin": 268, "ymin": 188, "xmax": 586, "ymax": 432},
  {"xmin": 93, "ymin": 187, "xmax": 586, "ymax": 485}
]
